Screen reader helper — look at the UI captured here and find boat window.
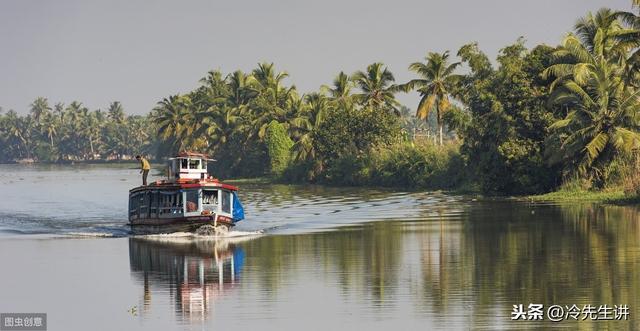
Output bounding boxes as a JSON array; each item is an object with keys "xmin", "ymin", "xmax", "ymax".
[
  {"xmin": 158, "ymin": 191, "xmax": 183, "ymax": 215},
  {"xmin": 140, "ymin": 192, "xmax": 149, "ymax": 217},
  {"xmin": 181, "ymin": 158, "xmax": 188, "ymax": 169},
  {"xmin": 173, "ymin": 192, "xmax": 183, "ymax": 212},
  {"xmin": 221, "ymin": 190, "xmax": 231, "ymax": 214},
  {"xmin": 185, "ymin": 189, "xmax": 199, "ymax": 213},
  {"xmin": 189, "ymin": 159, "xmax": 201, "ymax": 169},
  {"xmin": 149, "ymin": 192, "xmax": 158, "ymax": 216},
  {"xmin": 202, "ymin": 190, "xmax": 218, "ymax": 211},
  {"xmin": 129, "ymin": 193, "xmax": 139, "ymax": 218}
]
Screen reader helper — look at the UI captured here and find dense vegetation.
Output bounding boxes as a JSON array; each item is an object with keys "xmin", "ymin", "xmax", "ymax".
[
  {"xmin": 2, "ymin": 2, "xmax": 639, "ymax": 197},
  {"xmin": 0, "ymin": 100, "xmax": 155, "ymax": 162}
]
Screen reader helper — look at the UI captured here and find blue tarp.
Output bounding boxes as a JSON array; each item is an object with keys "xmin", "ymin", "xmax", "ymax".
[
  {"xmin": 232, "ymin": 248, "xmax": 245, "ymax": 276},
  {"xmin": 232, "ymin": 192, "xmax": 245, "ymax": 222}
]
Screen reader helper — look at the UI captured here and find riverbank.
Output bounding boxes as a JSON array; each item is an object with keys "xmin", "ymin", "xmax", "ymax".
[
  {"xmin": 527, "ymin": 188, "xmax": 640, "ymax": 205},
  {"xmin": 233, "ymin": 175, "xmax": 639, "ymax": 206}
]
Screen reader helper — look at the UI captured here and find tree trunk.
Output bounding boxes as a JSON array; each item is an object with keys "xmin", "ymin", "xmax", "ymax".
[
  {"xmin": 89, "ymin": 134, "xmax": 94, "ymax": 159},
  {"xmin": 439, "ymin": 123, "xmax": 443, "ymax": 146}
]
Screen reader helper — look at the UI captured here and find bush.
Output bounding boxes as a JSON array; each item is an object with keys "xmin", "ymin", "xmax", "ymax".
[
  {"xmin": 318, "ymin": 140, "xmax": 467, "ymax": 190},
  {"xmin": 264, "ymin": 120, "xmax": 294, "ymax": 176}
]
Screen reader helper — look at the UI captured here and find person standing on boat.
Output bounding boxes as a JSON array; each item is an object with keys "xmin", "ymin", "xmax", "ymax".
[{"xmin": 136, "ymin": 155, "xmax": 151, "ymax": 185}]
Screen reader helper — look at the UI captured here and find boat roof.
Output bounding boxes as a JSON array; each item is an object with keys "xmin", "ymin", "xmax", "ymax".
[
  {"xmin": 176, "ymin": 151, "xmax": 210, "ymax": 158},
  {"xmin": 129, "ymin": 178, "xmax": 239, "ymax": 194}
]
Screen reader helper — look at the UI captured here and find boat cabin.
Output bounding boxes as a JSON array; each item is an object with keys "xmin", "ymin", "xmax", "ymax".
[
  {"xmin": 167, "ymin": 152, "xmax": 212, "ymax": 181},
  {"xmin": 128, "ymin": 187, "xmax": 236, "ymax": 219}
]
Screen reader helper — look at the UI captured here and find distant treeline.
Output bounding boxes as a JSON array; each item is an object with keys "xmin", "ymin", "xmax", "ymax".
[
  {"xmin": 2, "ymin": 2, "xmax": 640, "ymax": 196},
  {"xmin": 0, "ymin": 100, "xmax": 155, "ymax": 163}
]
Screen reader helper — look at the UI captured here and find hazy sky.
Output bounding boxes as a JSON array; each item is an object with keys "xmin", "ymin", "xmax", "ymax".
[{"xmin": 0, "ymin": 0, "xmax": 633, "ymax": 115}]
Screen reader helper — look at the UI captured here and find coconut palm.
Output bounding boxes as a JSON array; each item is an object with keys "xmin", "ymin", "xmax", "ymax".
[
  {"xmin": 250, "ymin": 66, "xmax": 298, "ymax": 139},
  {"xmin": 544, "ymin": 11, "xmax": 640, "ymax": 184},
  {"xmin": 200, "ymin": 105, "xmax": 245, "ymax": 153},
  {"xmin": 352, "ymin": 63, "xmax": 400, "ymax": 112},
  {"xmin": 107, "ymin": 101, "xmax": 126, "ymax": 124},
  {"xmin": 153, "ymin": 95, "xmax": 192, "ymax": 152},
  {"xmin": 290, "ymin": 93, "xmax": 328, "ymax": 160},
  {"xmin": 30, "ymin": 97, "xmax": 51, "ymax": 123},
  {"xmin": 400, "ymin": 51, "xmax": 461, "ymax": 145},
  {"xmin": 226, "ymin": 70, "xmax": 258, "ymax": 107},
  {"xmin": 322, "ymin": 71, "xmax": 354, "ymax": 110},
  {"xmin": 40, "ymin": 112, "xmax": 58, "ymax": 147},
  {"xmin": 615, "ymin": 3, "xmax": 640, "ymax": 87}
]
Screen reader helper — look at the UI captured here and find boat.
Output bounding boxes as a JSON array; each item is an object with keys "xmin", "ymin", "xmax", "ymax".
[{"xmin": 128, "ymin": 152, "xmax": 245, "ymax": 234}]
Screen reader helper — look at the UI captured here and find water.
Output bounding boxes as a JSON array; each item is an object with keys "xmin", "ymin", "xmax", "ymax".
[{"xmin": 0, "ymin": 164, "xmax": 639, "ymax": 330}]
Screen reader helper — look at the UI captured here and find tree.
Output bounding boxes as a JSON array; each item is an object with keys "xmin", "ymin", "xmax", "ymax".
[
  {"xmin": 544, "ymin": 11, "xmax": 640, "ymax": 185},
  {"xmin": 107, "ymin": 101, "xmax": 125, "ymax": 124},
  {"xmin": 456, "ymin": 40, "xmax": 562, "ymax": 194},
  {"xmin": 40, "ymin": 112, "xmax": 57, "ymax": 148},
  {"xmin": 352, "ymin": 63, "xmax": 400, "ymax": 113},
  {"xmin": 323, "ymin": 71, "xmax": 354, "ymax": 110},
  {"xmin": 30, "ymin": 97, "xmax": 51, "ymax": 123},
  {"xmin": 288, "ymin": 93, "xmax": 330, "ymax": 179},
  {"xmin": 153, "ymin": 95, "xmax": 191, "ymax": 153},
  {"xmin": 265, "ymin": 120, "xmax": 294, "ymax": 176},
  {"xmin": 400, "ymin": 51, "xmax": 461, "ymax": 145}
]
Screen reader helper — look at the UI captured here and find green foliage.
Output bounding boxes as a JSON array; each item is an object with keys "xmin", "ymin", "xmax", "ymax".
[
  {"xmin": 367, "ymin": 141, "xmax": 465, "ymax": 189},
  {"xmin": 400, "ymin": 51, "xmax": 461, "ymax": 145},
  {"xmin": 0, "ymin": 99, "xmax": 155, "ymax": 163},
  {"xmin": 318, "ymin": 140, "xmax": 466, "ymax": 189},
  {"xmin": 543, "ymin": 8, "xmax": 640, "ymax": 188},
  {"xmin": 314, "ymin": 107, "xmax": 402, "ymax": 163},
  {"xmin": 456, "ymin": 40, "xmax": 563, "ymax": 194},
  {"xmin": 265, "ymin": 120, "xmax": 293, "ymax": 176}
]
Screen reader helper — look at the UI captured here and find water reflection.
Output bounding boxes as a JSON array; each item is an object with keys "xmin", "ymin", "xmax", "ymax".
[
  {"xmin": 128, "ymin": 237, "xmax": 244, "ymax": 323},
  {"xmin": 126, "ymin": 202, "xmax": 640, "ymax": 329}
]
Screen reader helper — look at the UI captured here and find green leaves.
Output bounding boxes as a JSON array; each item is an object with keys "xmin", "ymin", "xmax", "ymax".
[{"xmin": 544, "ymin": 7, "xmax": 640, "ymax": 187}]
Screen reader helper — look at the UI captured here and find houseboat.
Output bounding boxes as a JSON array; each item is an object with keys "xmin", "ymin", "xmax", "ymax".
[{"xmin": 128, "ymin": 152, "xmax": 244, "ymax": 234}]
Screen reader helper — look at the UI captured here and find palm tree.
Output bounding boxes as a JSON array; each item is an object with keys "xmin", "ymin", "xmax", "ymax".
[
  {"xmin": 352, "ymin": 63, "xmax": 400, "ymax": 112},
  {"xmin": 615, "ymin": 2, "xmax": 640, "ymax": 87},
  {"xmin": 4, "ymin": 110, "xmax": 31, "ymax": 158},
  {"xmin": 544, "ymin": 10, "xmax": 640, "ymax": 185},
  {"xmin": 290, "ymin": 93, "xmax": 329, "ymax": 179},
  {"xmin": 81, "ymin": 111, "xmax": 103, "ymax": 158},
  {"xmin": 322, "ymin": 71, "xmax": 354, "ymax": 110},
  {"xmin": 153, "ymin": 95, "xmax": 191, "ymax": 152},
  {"xmin": 30, "ymin": 97, "xmax": 51, "ymax": 123},
  {"xmin": 226, "ymin": 70, "xmax": 258, "ymax": 107},
  {"xmin": 253, "ymin": 63, "xmax": 289, "ymax": 100},
  {"xmin": 40, "ymin": 112, "xmax": 58, "ymax": 147},
  {"xmin": 400, "ymin": 51, "xmax": 461, "ymax": 146},
  {"xmin": 107, "ymin": 101, "xmax": 125, "ymax": 124},
  {"xmin": 250, "ymin": 63, "xmax": 297, "ymax": 139},
  {"xmin": 199, "ymin": 105, "xmax": 244, "ymax": 153}
]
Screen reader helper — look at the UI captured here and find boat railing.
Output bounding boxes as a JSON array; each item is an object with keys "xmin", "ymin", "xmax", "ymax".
[{"xmin": 159, "ymin": 206, "xmax": 183, "ymax": 215}]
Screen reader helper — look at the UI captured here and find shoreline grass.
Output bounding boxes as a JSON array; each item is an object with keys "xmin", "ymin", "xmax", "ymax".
[{"xmin": 526, "ymin": 188, "xmax": 640, "ymax": 205}]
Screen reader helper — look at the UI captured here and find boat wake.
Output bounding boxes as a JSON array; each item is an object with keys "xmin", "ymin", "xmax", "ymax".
[{"xmin": 134, "ymin": 229, "xmax": 263, "ymax": 244}]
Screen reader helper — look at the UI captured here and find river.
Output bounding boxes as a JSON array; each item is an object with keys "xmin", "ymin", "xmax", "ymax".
[{"xmin": 0, "ymin": 164, "xmax": 638, "ymax": 330}]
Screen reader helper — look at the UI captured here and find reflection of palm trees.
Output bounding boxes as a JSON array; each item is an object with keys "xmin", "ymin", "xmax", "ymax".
[
  {"xmin": 128, "ymin": 238, "xmax": 245, "ymax": 322},
  {"xmin": 414, "ymin": 201, "xmax": 640, "ymax": 328}
]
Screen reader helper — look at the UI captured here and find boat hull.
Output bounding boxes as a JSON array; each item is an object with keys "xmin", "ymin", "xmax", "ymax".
[{"xmin": 129, "ymin": 215, "xmax": 234, "ymax": 235}]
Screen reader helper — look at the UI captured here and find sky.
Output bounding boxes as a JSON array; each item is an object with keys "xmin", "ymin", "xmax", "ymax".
[{"xmin": 0, "ymin": 0, "xmax": 633, "ymax": 115}]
